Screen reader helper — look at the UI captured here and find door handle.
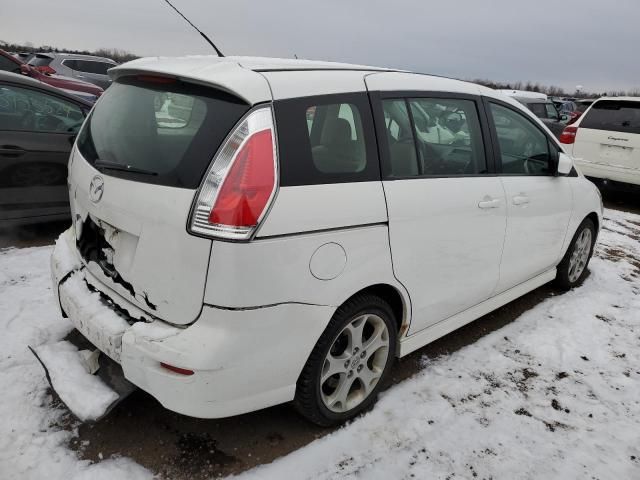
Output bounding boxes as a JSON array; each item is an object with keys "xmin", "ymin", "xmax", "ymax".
[
  {"xmin": 0, "ymin": 145, "xmax": 26, "ymax": 157},
  {"xmin": 478, "ymin": 198, "xmax": 501, "ymax": 209},
  {"xmin": 512, "ymin": 195, "xmax": 530, "ymax": 206}
]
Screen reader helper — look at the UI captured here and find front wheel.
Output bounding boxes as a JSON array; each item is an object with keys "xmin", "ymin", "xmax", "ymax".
[
  {"xmin": 294, "ymin": 294, "xmax": 397, "ymax": 426},
  {"xmin": 555, "ymin": 218, "xmax": 596, "ymax": 290}
]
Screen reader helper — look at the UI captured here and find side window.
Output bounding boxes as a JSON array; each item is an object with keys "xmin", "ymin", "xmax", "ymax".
[
  {"xmin": 274, "ymin": 93, "xmax": 379, "ymax": 186},
  {"xmin": 94, "ymin": 62, "xmax": 113, "ymax": 75},
  {"xmin": 489, "ymin": 103, "xmax": 551, "ymax": 175},
  {"xmin": 382, "ymin": 97, "xmax": 487, "ymax": 177},
  {"xmin": 306, "ymin": 102, "xmax": 366, "ymax": 173},
  {"xmin": 382, "ymin": 99, "xmax": 419, "ymax": 177},
  {"xmin": 0, "ymin": 84, "xmax": 84, "ymax": 133},
  {"xmin": 62, "ymin": 59, "xmax": 78, "ymax": 70},
  {"xmin": 528, "ymin": 103, "xmax": 547, "ymax": 118},
  {"xmin": 0, "ymin": 55, "xmax": 20, "ymax": 73},
  {"xmin": 545, "ymin": 103, "xmax": 559, "ymax": 120}
]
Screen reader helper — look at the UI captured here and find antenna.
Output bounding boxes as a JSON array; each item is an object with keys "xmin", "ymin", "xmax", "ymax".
[{"xmin": 162, "ymin": 0, "xmax": 224, "ymax": 57}]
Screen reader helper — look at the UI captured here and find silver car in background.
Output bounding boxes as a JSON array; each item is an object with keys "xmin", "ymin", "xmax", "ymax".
[{"xmin": 27, "ymin": 53, "xmax": 117, "ymax": 89}]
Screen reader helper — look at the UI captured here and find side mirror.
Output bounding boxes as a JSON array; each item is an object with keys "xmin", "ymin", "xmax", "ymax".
[
  {"xmin": 557, "ymin": 152, "xmax": 573, "ymax": 175},
  {"xmin": 559, "ymin": 114, "xmax": 569, "ymax": 122}
]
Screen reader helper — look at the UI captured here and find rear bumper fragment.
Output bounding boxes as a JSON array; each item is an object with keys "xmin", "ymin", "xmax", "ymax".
[{"xmin": 50, "ymin": 227, "xmax": 336, "ymax": 419}]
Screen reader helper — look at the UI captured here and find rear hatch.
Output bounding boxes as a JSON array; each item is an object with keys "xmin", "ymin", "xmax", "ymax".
[
  {"xmin": 574, "ymin": 99, "xmax": 640, "ymax": 170},
  {"xmin": 69, "ymin": 75, "xmax": 251, "ymax": 325}
]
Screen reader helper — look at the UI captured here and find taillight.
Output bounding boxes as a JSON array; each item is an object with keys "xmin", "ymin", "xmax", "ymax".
[
  {"xmin": 189, "ymin": 106, "xmax": 277, "ymax": 240},
  {"xmin": 36, "ymin": 65, "xmax": 56, "ymax": 75},
  {"xmin": 559, "ymin": 126, "xmax": 578, "ymax": 144}
]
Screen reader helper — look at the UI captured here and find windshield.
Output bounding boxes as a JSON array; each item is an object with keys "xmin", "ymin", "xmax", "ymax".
[{"xmin": 76, "ymin": 76, "xmax": 249, "ymax": 188}]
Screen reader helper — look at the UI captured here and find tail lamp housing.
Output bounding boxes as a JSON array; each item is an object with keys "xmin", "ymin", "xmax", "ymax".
[
  {"xmin": 188, "ymin": 106, "xmax": 278, "ymax": 241},
  {"xmin": 559, "ymin": 126, "xmax": 578, "ymax": 144}
]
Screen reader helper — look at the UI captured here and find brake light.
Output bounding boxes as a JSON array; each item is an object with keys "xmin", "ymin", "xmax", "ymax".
[
  {"xmin": 559, "ymin": 126, "xmax": 578, "ymax": 144},
  {"xmin": 36, "ymin": 65, "xmax": 56, "ymax": 75},
  {"xmin": 136, "ymin": 74, "xmax": 176, "ymax": 84},
  {"xmin": 189, "ymin": 106, "xmax": 277, "ymax": 240}
]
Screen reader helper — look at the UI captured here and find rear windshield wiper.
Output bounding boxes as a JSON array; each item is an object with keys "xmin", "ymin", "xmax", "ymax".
[{"xmin": 94, "ymin": 160, "xmax": 158, "ymax": 176}]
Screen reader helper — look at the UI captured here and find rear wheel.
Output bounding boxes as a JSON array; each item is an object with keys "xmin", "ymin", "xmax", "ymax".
[
  {"xmin": 294, "ymin": 294, "xmax": 397, "ymax": 426},
  {"xmin": 555, "ymin": 218, "xmax": 596, "ymax": 290}
]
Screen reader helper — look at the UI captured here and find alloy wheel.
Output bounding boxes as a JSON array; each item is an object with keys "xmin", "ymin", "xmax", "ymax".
[
  {"xmin": 568, "ymin": 228, "xmax": 592, "ymax": 283},
  {"xmin": 320, "ymin": 313, "xmax": 390, "ymax": 413}
]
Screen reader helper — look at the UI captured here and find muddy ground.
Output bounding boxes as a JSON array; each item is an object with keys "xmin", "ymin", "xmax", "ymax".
[{"xmin": 3, "ymin": 185, "xmax": 638, "ymax": 479}]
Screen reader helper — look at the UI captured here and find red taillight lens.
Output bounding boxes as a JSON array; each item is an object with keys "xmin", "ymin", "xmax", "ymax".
[
  {"xmin": 209, "ymin": 129, "xmax": 275, "ymax": 227},
  {"xmin": 189, "ymin": 107, "xmax": 277, "ymax": 240},
  {"xmin": 559, "ymin": 126, "xmax": 578, "ymax": 144},
  {"xmin": 160, "ymin": 362, "xmax": 194, "ymax": 376},
  {"xmin": 36, "ymin": 65, "xmax": 56, "ymax": 75}
]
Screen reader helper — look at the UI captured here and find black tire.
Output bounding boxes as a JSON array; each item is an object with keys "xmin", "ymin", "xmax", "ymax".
[
  {"xmin": 294, "ymin": 293, "xmax": 398, "ymax": 427},
  {"xmin": 555, "ymin": 218, "xmax": 596, "ymax": 290}
]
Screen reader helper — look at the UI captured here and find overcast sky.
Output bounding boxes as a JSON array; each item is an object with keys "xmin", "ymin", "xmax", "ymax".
[{"xmin": 1, "ymin": 0, "xmax": 638, "ymax": 92}]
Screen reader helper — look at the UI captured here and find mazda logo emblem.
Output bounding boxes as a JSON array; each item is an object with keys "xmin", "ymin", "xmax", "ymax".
[{"xmin": 89, "ymin": 175, "xmax": 104, "ymax": 203}]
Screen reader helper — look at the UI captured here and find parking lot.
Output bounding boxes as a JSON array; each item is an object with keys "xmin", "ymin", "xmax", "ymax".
[{"xmin": 2, "ymin": 187, "xmax": 639, "ymax": 479}]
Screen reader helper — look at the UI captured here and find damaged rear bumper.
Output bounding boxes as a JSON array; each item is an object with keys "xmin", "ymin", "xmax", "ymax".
[{"xmin": 51, "ymin": 228, "xmax": 335, "ymax": 419}]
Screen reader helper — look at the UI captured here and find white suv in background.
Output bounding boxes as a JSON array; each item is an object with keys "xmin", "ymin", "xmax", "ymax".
[
  {"xmin": 46, "ymin": 56, "xmax": 602, "ymax": 426},
  {"xmin": 560, "ymin": 97, "xmax": 640, "ymax": 187}
]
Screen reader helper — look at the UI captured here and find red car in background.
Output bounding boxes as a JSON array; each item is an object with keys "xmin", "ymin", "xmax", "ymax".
[{"xmin": 0, "ymin": 49, "xmax": 103, "ymax": 103}]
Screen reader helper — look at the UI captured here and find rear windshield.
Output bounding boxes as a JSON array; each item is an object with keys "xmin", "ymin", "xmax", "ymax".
[
  {"xmin": 77, "ymin": 77, "xmax": 249, "ymax": 188},
  {"xmin": 580, "ymin": 100, "xmax": 640, "ymax": 134},
  {"xmin": 28, "ymin": 55, "xmax": 53, "ymax": 67}
]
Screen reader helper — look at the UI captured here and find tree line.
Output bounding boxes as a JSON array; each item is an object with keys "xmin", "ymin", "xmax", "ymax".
[
  {"xmin": 0, "ymin": 40, "xmax": 138, "ymax": 64},
  {"xmin": 471, "ymin": 78, "xmax": 640, "ymax": 99},
  {"xmin": 2, "ymin": 40, "xmax": 639, "ymax": 97}
]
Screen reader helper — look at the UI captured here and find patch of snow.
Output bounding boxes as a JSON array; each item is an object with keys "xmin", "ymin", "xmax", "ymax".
[
  {"xmin": 33, "ymin": 341, "xmax": 119, "ymax": 422},
  {"xmin": 128, "ymin": 318, "xmax": 180, "ymax": 341},
  {"xmin": 0, "ymin": 246, "xmax": 152, "ymax": 480},
  {"xmin": 232, "ymin": 211, "xmax": 640, "ymax": 480},
  {"xmin": 1, "ymin": 209, "xmax": 639, "ymax": 479},
  {"xmin": 51, "ymin": 228, "xmax": 81, "ymax": 275}
]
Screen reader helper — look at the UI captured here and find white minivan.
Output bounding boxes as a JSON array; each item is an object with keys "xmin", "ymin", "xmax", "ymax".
[
  {"xmin": 560, "ymin": 97, "xmax": 640, "ymax": 188},
  {"xmin": 48, "ymin": 56, "xmax": 602, "ymax": 426}
]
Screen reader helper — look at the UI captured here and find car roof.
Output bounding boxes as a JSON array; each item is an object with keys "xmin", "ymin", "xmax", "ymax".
[
  {"xmin": 0, "ymin": 70, "xmax": 93, "ymax": 106},
  {"xmin": 512, "ymin": 97, "xmax": 552, "ymax": 104},
  {"xmin": 110, "ymin": 55, "xmax": 536, "ymax": 120},
  {"xmin": 593, "ymin": 96, "xmax": 640, "ymax": 102},
  {"xmin": 41, "ymin": 52, "xmax": 117, "ymax": 63}
]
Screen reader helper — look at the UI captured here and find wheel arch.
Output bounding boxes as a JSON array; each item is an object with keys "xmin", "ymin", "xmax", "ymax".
[
  {"xmin": 585, "ymin": 211, "xmax": 600, "ymax": 234},
  {"xmin": 338, "ymin": 283, "xmax": 410, "ymax": 338}
]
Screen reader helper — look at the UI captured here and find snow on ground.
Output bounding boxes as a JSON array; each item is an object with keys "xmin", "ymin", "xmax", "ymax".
[
  {"xmin": 1, "ymin": 209, "xmax": 639, "ymax": 479},
  {"xmin": 0, "ymin": 247, "xmax": 152, "ymax": 479}
]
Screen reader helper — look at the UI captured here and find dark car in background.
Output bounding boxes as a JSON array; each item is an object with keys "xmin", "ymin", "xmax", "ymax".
[
  {"xmin": 0, "ymin": 71, "xmax": 91, "ymax": 226},
  {"xmin": 28, "ymin": 52, "xmax": 117, "ymax": 89},
  {"xmin": 515, "ymin": 97, "xmax": 569, "ymax": 137},
  {"xmin": 0, "ymin": 49, "xmax": 103, "ymax": 103}
]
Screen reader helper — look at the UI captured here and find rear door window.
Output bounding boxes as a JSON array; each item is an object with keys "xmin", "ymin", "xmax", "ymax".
[
  {"xmin": 381, "ymin": 96, "xmax": 487, "ymax": 177},
  {"xmin": 274, "ymin": 92, "xmax": 379, "ymax": 186},
  {"xmin": 67, "ymin": 60, "xmax": 114, "ymax": 74},
  {"xmin": 528, "ymin": 103, "xmax": 547, "ymax": 118},
  {"xmin": 76, "ymin": 77, "xmax": 249, "ymax": 188},
  {"xmin": 580, "ymin": 100, "xmax": 640, "ymax": 134}
]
